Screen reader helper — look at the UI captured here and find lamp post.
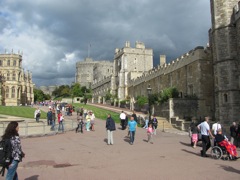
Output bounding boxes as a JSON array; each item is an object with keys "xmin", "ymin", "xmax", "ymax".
[{"xmin": 147, "ymin": 84, "xmax": 152, "ymax": 121}]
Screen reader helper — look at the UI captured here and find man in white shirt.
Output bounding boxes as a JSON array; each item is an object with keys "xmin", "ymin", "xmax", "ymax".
[
  {"xmin": 120, "ymin": 111, "xmax": 126, "ymax": 130},
  {"xmin": 198, "ymin": 116, "xmax": 214, "ymax": 157},
  {"xmin": 212, "ymin": 121, "xmax": 221, "ymax": 135}
]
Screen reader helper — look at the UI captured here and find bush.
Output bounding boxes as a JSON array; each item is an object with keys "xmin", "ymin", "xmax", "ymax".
[{"xmin": 159, "ymin": 87, "xmax": 179, "ymax": 104}]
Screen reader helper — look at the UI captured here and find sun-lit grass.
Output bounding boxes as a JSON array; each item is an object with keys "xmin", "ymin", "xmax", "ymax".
[
  {"xmin": 73, "ymin": 103, "xmax": 121, "ymax": 123},
  {"xmin": 0, "ymin": 106, "xmax": 47, "ymax": 119}
]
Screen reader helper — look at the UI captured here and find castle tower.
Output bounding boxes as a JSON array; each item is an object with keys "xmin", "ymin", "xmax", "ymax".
[{"xmin": 210, "ymin": 0, "xmax": 240, "ymax": 123}]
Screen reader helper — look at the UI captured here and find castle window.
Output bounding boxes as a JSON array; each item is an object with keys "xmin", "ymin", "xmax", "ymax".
[
  {"xmin": 6, "ymin": 87, "xmax": 9, "ymax": 98},
  {"xmin": 7, "ymin": 71, "xmax": 10, "ymax": 80},
  {"xmin": 13, "ymin": 60, "xmax": 16, "ymax": 66},
  {"xmin": 7, "ymin": 60, "xmax": 10, "ymax": 66},
  {"xmin": 12, "ymin": 71, "xmax": 16, "ymax": 81},
  {"xmin": 0, "ymin": 60, "xmax": 2, "ymax": 66},
  {"xmin": 11, "ymin": 87, "xmax": 15, "ymax": 98},
  {"xmin": 223, "ymin": 94, "xmax": 228, "ymax": 103}
]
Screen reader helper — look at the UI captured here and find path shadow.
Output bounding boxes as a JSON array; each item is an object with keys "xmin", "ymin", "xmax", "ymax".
[
  {"xmin": 179, "ymin": 141, "xmax": 191, "ymax": 147},
  {"xmin": 25, "ymin": 175, "xmax": 39, "ymax": 180},
  {"xmin": 123, "ymin": 136, "xmax": 130, "ymax": 143},
  {"xmin": 218, "ymin": 165, "xmax": 240, "ymax": 174},
  {"xmin": 181, "ymin": 149, "xmax": 200, "ymax": 157},
  {"xmin": 103, "ymin": 138, "xmax": 107, "ymax": 144},
  {"xmin": 143, "ymin": 139, "xmax": 148, "ymax": 143}
]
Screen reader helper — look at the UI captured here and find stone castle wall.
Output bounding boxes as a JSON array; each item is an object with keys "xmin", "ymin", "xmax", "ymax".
[{"xmin": 210, "ymin": 0, "xmax": 240, "ymax": 123}]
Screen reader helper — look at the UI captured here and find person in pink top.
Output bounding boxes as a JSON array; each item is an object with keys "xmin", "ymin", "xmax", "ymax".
[{"xmin": 147, "ymin": 124, "xmax": 154, "ymax": 144}]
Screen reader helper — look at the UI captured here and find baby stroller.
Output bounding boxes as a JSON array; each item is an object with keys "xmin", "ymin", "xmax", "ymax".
[{"xmin": 211, "ymin": 141, "xmax": 238, "ymax": 160}]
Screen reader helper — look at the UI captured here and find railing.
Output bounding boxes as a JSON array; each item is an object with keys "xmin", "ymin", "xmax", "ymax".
[{"xmin": 0, "ymin": 120, "xmax": 78, "ymax": 137}]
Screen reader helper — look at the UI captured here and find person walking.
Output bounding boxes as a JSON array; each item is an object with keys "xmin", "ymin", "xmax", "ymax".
[
  {"xmin": 2, "ymin": 121, "xmax": 25, "ymax": 180},
  {"xmin": 189, "ymin": 120, "xmax": 199, "ymax": 148},
  {"xmin": 47, "ymin": 109, "xmax": 53, "ymax": 126},
  {"xmin": 230, "ymin": 122, "xmax": 238, "ymax": 147},
  {"xmin": 147, "ymin": 123, "xmax": 154, "ymax": 144},
  {"xmin": 58, "ymin": 112, "xmax": 64, "ymax": 132},
  {"xmin": 198, "ymin": 116, "xmax": 214, "ymax": 157},
  {"xmin": 85, "ymin": 111, "xmax": 91, "ymax": 131},
  {"xmin": 152, "ymin": 115, "xmax": 158, "ymax": 135},
  {"xmin": 143, "ymin": 116, "xmax": 149, "ymax": 129},
  {"xmin": 106, "ymin": 114, "xmax": 116, "ymax": 145},
  {"xmin": 212, "ymin": 121, "xmax": 221, "ymax": 136},
  {"xmin": 51, "ymin": 108, "xmax": 56, "ymax": 131},
  {"xmin": 34, "ymin": 107, "xmax": 41, "ymax": 122},
  {"xmin": 128, "ymin": 116, "xmax": 137, "ymax": 145},
  {"xmin": 120, "ymin": 111, "xmax": 126, "ymax": 130},
  {"xmin": 90, "ymin": 111, "xmax": 95, "ymax": 131}
]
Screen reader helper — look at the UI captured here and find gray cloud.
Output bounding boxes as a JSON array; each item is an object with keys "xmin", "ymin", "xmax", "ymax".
[{"xmin": 0, "ymin": 0, "xmax": 211, "ymax": 86}]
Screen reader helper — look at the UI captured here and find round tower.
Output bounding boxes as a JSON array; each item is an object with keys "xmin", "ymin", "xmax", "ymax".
[{"xmin": 210, "ymin": 0, "xmax": 240, "ymax": 123}]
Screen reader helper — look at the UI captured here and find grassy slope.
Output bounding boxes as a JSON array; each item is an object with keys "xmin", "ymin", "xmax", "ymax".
[
  {"xmin": 0, "ymin": 106, "xmax": 47, "ymax": 119},
  {"xmin": 0, "ymin": 104, "xmax": 120, "ymax": 122},
  {"xmin": 73, "ymin": 104, "xmax": 120, "ymax": 123}
]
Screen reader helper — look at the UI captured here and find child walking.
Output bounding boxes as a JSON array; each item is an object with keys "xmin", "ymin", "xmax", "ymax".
[{"xmin": 147, "ymin": 124, "xmax": 154, "ymax": 144}]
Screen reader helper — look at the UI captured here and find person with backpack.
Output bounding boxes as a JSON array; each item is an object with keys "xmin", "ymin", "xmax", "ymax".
[{"xmin": 1, "ymin": 121, "xmax": 25, "ymax": 179}]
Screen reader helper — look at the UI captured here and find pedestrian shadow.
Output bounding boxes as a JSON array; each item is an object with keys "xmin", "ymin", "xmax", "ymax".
[
  {"xmin": 103, "ymin": 138, "xmax": 108, "ymax": 144},
  {"xmin": 181, "ymin": 149, "xmax": 200, "ymax": 157},
  {"xmin": 25, "ymin": 175, "xmax": 39, "ymax": 180},
  {"xmin": 123, "ymin": 136, "xmax": 130, "ymax": 143},
  {"xmin": 218, "ymin": 165, "xmax": 240, "ymax": 174},
  {"xmin": 179, "ymin": 141, "xmax": 191, "ymax": 147},
  {"xmin": 143, "ymin": 139, "xmax": 148, "ymax": 143}
]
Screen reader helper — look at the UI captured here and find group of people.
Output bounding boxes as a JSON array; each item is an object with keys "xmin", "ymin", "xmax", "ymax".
[
  {"xmin": 75, "ymin": 107, "xmax": 95, "ymax": 133},
  {"xmin": 106, "ymin": 111, "xmax": 158, "ymax": 145},
  {"xmin": 190, "ymin": 116, "xmax": 238, "ymax": 159}
]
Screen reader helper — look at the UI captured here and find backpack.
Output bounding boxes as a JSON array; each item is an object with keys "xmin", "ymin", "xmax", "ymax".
[{"xmin": 0, "ymin": 139, "xmax": 12, "ymax": 176}]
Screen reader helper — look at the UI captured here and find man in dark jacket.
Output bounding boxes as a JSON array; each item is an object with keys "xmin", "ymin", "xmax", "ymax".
[
  {"xmin": 47, "ymin": 109, "xmax": 53, "ymax": 126},
  {"xmin": 106, "ymin": 114, "xmax": 116, "ymax": 145},
  {"xmin": 230, "ymin": 122, "xmax": 238, "ymax": 147}
]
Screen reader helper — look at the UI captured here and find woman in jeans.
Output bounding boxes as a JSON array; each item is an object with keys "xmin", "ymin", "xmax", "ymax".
[{"xmin": 2, "ymin": 121, "xmax": 25, "ymax": 180}]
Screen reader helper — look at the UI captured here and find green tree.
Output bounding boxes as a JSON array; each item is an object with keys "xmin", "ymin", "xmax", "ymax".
[
  {"xmin": 34, "ymin": 89, "xmax": 49, "ymax": 102},
  {"xmin": 136, "ymin": 96, "xmax": 148, "ymax": 108},
  {"xmin": 159, "ymin": 87, "xmax": 179, "ymax": 104}
]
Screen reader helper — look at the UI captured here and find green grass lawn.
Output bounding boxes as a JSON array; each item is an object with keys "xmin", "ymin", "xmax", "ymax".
[
  {"xmin": 73, "ymin": 103, "xmax": 121, "ymax": 123},
  {"xmin": 0, "ymin": 106, "xmax": 47, "ymax": 119}
]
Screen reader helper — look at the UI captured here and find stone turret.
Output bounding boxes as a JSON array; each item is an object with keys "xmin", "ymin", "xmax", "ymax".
[{"xmin": 210, "ymin": 0, "xmax": 240, "ymax": 123}]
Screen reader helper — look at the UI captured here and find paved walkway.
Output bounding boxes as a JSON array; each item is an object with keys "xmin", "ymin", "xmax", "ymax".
[{"xmin": 0, "ymin": 104, "xmax": 239, "ymax": 180}]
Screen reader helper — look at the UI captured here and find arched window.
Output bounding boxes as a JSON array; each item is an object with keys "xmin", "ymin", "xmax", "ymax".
[
  {"xmin": 0, "ymin": 60, "xmax": 2, "ymax": 66},
  {"xmin": 7, "ymin": 60, "xmax": 10, "ymax": 66},
  {"xmin": 12, "ymin": 71, "xmax": 16, "ymax": 81},
  {"xmin": 6, "ymin": 86, "xmax": 9, "ymax": 98},
  {"xmin": 13, "ymin": 60, "xmax": 16, "ymax": 66},
  {"xmin": 7, "ymin": 71, "xmax": 10, "ymax": 80},
  {"xmin": 224, "ymin": 94, "xmax": 228, "ymax": 103},
  {"xmin": 11, "ymin": 86, "xmax": 15, "ymax": 98}
]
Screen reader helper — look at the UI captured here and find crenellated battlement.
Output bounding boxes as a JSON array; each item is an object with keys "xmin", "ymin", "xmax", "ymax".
[
  {"xmin": 91, "ymin": 76, "xmax": 111, "ymax": 89},
  {"xmin": 128, "ymin": 46, "xmax": 210, "ymax": 87}
]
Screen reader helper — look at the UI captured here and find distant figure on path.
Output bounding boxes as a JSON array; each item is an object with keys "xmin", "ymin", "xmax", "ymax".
[
  {"xmin": 106, "ymin": 114, "xmax": 116, "ymax": 145},
  {"xmin": 120, "ymin": 111, "xmax": 126, "ymax": 130},
  {"xmin": 147, "ymin": 123, "xmax": 154, "ymax": 144},
  {"xmin": 34, "ymin": 107, "xmax": 41, "ymax": 122},
  {"xmin": 128, "ymin": 116, "xmax": 137, "ymax": 145}
]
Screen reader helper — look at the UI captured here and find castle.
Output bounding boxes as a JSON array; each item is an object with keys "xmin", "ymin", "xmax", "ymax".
[{"xmin": 0, "ymin": 52, "xmax": 34, "ymax": 106}]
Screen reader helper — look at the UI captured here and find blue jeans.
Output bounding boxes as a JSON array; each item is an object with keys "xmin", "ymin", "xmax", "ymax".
[
  {"xmin": 58, "ymin": 121, "xmax": 64, "ymax": 132},
  {"xmin": 6, "ymin": 160, "xmax": 19, "ymax": 180},
  {"xmin": 129, "ymin": 131, "xmax": 135, "ymax": 144},
  {"xmin": 143, "ymin": 120, "xmax": 149, "ymax": 128}
]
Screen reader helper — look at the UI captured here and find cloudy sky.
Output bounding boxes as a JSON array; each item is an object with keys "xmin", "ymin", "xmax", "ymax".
[{"xmin": 0, "ymin": 0, "xmax": 211, "ymax": 87}]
